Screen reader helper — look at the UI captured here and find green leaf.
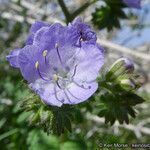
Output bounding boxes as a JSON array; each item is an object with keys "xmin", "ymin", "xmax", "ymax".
[
  {"xmin": 96, "ymin": 91, "xmax": 144, "ymax": 125},
  {"xmin": 123, "ymin": 93, "xmax": 145, "ymax": 106},
  {"xmin": 92, "ymin": 4, "xmax": 127, "ymax": 31}
]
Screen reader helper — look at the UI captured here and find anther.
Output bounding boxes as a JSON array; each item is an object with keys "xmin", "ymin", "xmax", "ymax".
[
  {"xmin": 55, "ymin": 43, "xmax": 59, "ymax": 48},
  {"xmin": 53, "ymin": 74, "xmax": 59, "ymax": 81},
  {"xmin": 73, "ymin": 81, "xmax": 91, "ymax": 90},
  {"xmin": 35, "ymin": 61, "xmax": 51, "ymax": 81},
  {"xmin": 35, "ymin": 61, "xmax": 39, "ymax": 69},
  {"xmin": 42, "ymin": 50, "xmax": 48, "ymax": 57},
  {"xmin": 80, "ymin": 37, "xmax": 83, "ymax": 42},
  {"xmin": 88, "ymin": 86, "xmax": 91, "ymax": 89}
]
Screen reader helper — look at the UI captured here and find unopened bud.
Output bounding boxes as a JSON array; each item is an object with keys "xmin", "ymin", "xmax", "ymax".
[
  {"xmin": 120, "ymin": 79, "xmax": 135, "ymax": 89},
  {"xmin": 106, "ymin": 57, "xmax": 135, "ymax": 81},
  {"xmin": 116, "ymin": 57, "xmax": 134, "ymax": 73}
]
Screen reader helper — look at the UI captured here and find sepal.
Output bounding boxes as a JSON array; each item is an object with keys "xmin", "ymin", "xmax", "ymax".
[{"xmin": 19, "ymin": 94, "xmax": 74, "ymax": 135}]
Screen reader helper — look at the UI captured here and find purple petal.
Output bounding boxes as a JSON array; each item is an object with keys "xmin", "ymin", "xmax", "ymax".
[
  {"xmin": 30, "ymin": 21, "xmax": 51, "ymax": 33},
  {"xmin": 25, "ymin": 34, "xmax": 34, "ymax": 45},
  {"xmin": 46, "ymin": 45, "xmax": 77, "ymax": 71},
  {"xmin": 119, "ymin": 57, "xmax": 134, "ymax": 72},
  {"xmin": 33, "ymin": 23, "xmax": 75, "ymax": 50},
  {"xmin": 63, "ymin": 82, "xmax": 98, "ymax": 105},
  {"xmin": 26, "ymin": 21, "xmax": 51, "ymax": 45},
  {"xmin": 30, "ymin": 79, "xmax": 98, "ymax": 106},
  {"xmin": 18, "ymin": 45, "xmax": 48, "ymax": 82},
  {"xmin": 6, "ymin": 48, "xmax": 20, "ymax": 68},
  {"xmin": 69, "ymin": 17, "xmax": 97, "ymax": 46},
  {"xmin": 29, "ymin": 79, "xmax": 64, "ymax": 107},
  {"xmin": 72, "ymin": 44, "xmax": 104, "ymax": 82},
  {"xmin": 71, "ymin": 16, "xmax": 82, "ymax": 24}
]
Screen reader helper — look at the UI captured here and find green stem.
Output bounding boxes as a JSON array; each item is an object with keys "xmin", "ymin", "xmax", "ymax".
[
  {"xmin": 57, "ymin": 0, "xmax": 97, "ymax": 23},
  {"xmin": 99, "ymin": 81, "xmax": 113, "ymax": 93},
  {"xmin": 57, "ymin": 0, "xmax": 71, "ymax": 23}
]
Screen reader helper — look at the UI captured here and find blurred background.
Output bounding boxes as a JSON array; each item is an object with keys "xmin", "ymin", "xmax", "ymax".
[{"xmin": 0, "ymin": 0, "xmax": 150, "ymax": 149}]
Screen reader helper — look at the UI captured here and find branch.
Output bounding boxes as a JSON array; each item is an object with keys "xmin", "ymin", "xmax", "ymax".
[
  {"xmin": 87, "ymin": 113, "xmax": 150, "ymax": 137},
  {"xmin": 57, "ymin": 0, "xmax": 71, "ymax": 23},
  {"xmin": 98, "ymin": 39, "xmax": 150, "ymax": 61},
  {"xmin": 71, "ymin": 0, "xmax": 97, "ymax": 19}
]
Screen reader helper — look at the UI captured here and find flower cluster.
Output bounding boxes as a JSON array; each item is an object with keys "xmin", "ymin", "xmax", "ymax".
[
  {"xmin": 122, "ymin": 0, "xmax": 141, "ymax": 9},
  {"xmin": 7, "ymin": 17, "xmax": 104, "ymax": 107}
]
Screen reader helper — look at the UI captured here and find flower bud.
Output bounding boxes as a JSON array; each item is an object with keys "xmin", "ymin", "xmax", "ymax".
[
  {"xmin": 106, "ymin": 57, "xmax": 134, "ymax": 81},
  {"xmin": 120, "ymin": 57, "xmax": 134, "ymax": 73},
  {"xmin": 111, "ymin": 57, "xmax": 134, "ymax": 73},
  {"xmin": 120, "ymin": 79, "xmax": 135, "ymax": 90}
]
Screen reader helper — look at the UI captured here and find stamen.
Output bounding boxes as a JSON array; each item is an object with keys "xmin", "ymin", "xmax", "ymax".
[
  {"xmin": 35, "ymin": 61, "xmax": 51, "ymax": 81},
  {"xmin": 80, "ymin": 37, "xmax": 83, "ymax": 42},
  {"xmin": 73, "ymin": 80, "xmax": 91, "ymax": 90},
  {"xmin": 63, "ymin": 90, "xmax": 74, "ymax": 104},
  {"xmin": 55, "ymin": 43, "xmax": 59, "ymax": 49},
  {"xmin": 55, "ymin": 43, "xmax": 63, "ymax": 64},
  {"xmin": 35, "ymin": 61, "xmax": 39, "ymax": 69},
  {"xmin": 78, "ymin": 38, "xmax": 82, "ymax": 47},
  {"xmin": 53, "ymin": 74, "xmax": 59, "ymax": 81},
  {"xmin": 42, "ymin": 50, "xmax": 48, "ymax": 64},
  {"xmin": 42, "ymin": 50, "xmax": 48, "ymax": 57},
  {"xmin": 71, "ymin": 65, "xmax": 78, "ymax": 78},
  {"xmin": 56, "ymin": 81, "xmax": 62, "ymax": 89},
  {"xmin": 53, "ymin": 74, "xmax": 62, "ymax": 89},
  {"xmin": 66, "ymin": 89, "xmax": 82, "ymax": 101},
  {"xmin": 53, "ymin": 67, "xmax": 58, "ymax": 72},
  {"xmin": 84, "ymin": 80, "xmax": 96, "ymax": 84},
  {"xmin": 37, "ymin": 68, "xmax": 50, "ymax": 81},
  {"xmin": 54, "ymin": 86, "xmax": 64, "ymax": 103}
]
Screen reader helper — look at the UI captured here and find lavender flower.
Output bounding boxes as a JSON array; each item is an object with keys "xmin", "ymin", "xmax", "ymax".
[
  {"xmin": 68, "ymin": 17, "xmax": 97, "ymax": 47},
  {"xmin": 6, "ymin": 48, "xmax": 20, "ymax": 68},
  {"xmin": 122, "ymin": 0, "xmax": 141, "ymax": 9},
  {"xmin": 6, "ymin": 17, "xmax": 104, "ymax": 107},
  {"xmin": 6, "ymin": 21, "xmax": 51, "ymax": 68},
  {"xmin": 26, "ymin": 21, "xmax": 51, "ymax": 45}
]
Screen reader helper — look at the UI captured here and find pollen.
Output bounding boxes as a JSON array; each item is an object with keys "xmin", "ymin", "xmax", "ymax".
[
  {"xmin": 53, "ymin": 74, "xmax": 59, "ymax": 81},
  {"xmin": 35, "ymin": 61, "xmax": 39, "ymax": 69},
  {"xmin": 42, "ymin": 50, "xmax": 48, "ymax": 57}
]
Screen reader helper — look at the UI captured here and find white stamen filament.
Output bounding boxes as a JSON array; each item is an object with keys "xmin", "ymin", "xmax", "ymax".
[{"xmin": 55, "ymin": 43, "xmax": 63, "ymax": 65}]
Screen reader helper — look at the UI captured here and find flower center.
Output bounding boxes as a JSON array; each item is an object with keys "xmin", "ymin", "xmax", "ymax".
[
  {"xmin": 34, "ymin": 52, "xmax": 92, "ymax": 104},
  {"xmin": 34, "ymin": 43, "xmax": 92, "ymax": 104}
]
